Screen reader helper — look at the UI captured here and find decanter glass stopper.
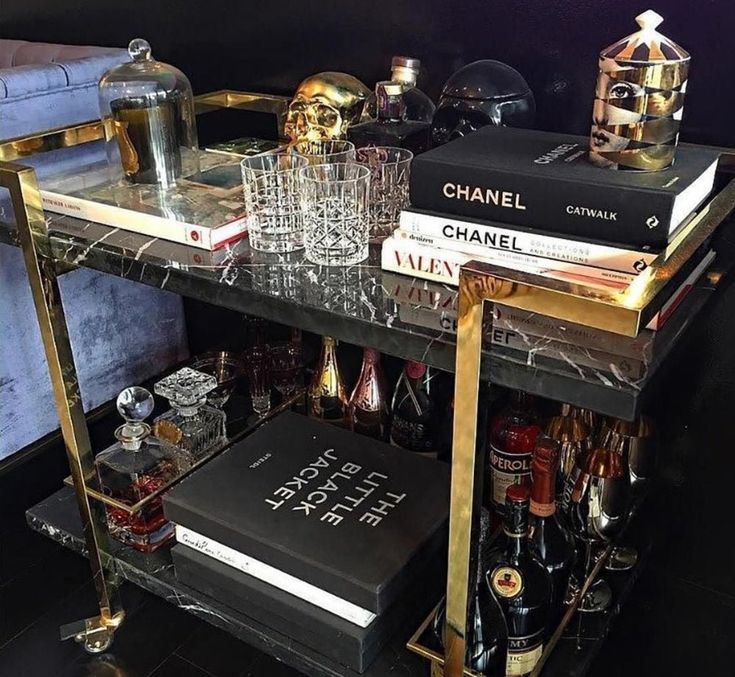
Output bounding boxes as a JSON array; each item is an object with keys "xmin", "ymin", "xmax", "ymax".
[
  {"xmin": 115, "ymin": 386, "xmax": 154, "ymax": 450},
  {"xmin": 154, "ymin": 367, "xmax": 217, "ymax": 416},
  {"xmin": 128, "ymin": 38, "xmax": 152, "ymax": 62}
]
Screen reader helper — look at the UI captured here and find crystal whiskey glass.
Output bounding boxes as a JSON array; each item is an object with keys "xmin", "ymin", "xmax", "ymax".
[{"xmin": 153, "ymin": 367, "xmax": 227, "ymax": 467}]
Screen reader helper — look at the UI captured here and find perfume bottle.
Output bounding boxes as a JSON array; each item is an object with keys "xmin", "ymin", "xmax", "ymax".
[
  {"xmin": 347, "ymin": 81, "xmax": 430, "ymax": 154},
  {"xmin": 308, "ymin": 336, "xmax": 348, "ymax": 426},
  {"xmin": 364, "ymin": 56, "xmax": 436, "ymax": 123},
  {"xmin": 389, "ymin": 361, "xmax": 439, "ymax": 455},
  {"xmin": 95, "ymin": 387, "xmax": 177, "ymax": 553},
  {"xmin": 153, "ymin": 367, "xmax": 227, "ymax": 467},
  {"xmin": 348, "ymin": 347, "xmax": 389, "ymax": 440}
]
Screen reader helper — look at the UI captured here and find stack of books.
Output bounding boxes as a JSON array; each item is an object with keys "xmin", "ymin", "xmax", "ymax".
[
  {"xmin": 382, "ymin": 126, "xmax": 719, "ymax": 298},
  {"xmin": 164, "ymin": 412, "xmax": 449, "ymax": 673}
]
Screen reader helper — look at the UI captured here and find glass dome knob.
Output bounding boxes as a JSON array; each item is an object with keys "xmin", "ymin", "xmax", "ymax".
[
  {"xmin": 117, "ymin": 387, "xmax": 154, "ymax": 423},
  {"xmin": 128, "ymin": 38, "xmax": 152, "ymax": 62},
  {"xmin": 636, "ymin": 10, "xmax": 664, "ymax": 32}
]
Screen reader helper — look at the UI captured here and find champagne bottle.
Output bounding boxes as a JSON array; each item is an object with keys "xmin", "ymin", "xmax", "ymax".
[
  {"xmin": 348, "ymin": 348, "xmax": 389, "ymax": 439},
  {"xmin": 308, "ymin": 336, "xmax": 348, "ymax": 426},
  {"xmin": 529, "ymin": 436, "xmax": 576, "ymax": 626},
  {"xmin": 389, "ymin": 360, "xmax": 438, "ymax": 455},
  {"xmin": 486, "ymin": 484, "xmax": 551, "ymax": 676}
]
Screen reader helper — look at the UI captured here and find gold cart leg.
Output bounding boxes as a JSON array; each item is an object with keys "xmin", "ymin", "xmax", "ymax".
[
  {"xmin": 1, "ymin": 163, "xmax": 124, "ymax": 651},
  {"xmin": 444, "ymin": 271, "xmax": 489, "ymax": 677}
]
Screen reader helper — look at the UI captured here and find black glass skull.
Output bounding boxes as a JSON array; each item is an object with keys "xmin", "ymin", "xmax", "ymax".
[{"xmin": 431, "ymin": 60, "xmax": 536, "ymax": 146}]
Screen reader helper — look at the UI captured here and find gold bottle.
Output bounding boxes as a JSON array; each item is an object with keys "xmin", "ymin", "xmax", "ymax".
[{"xmin": 308, "ymin": 336, "xmax": 348, "ymax": 426}]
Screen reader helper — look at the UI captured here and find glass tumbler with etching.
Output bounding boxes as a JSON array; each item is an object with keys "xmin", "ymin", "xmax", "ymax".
[
  {"xmin": 354, "ymin": 146, "xmax": 412, "ymax": 239},
  {"xmin": 292, "ymin": 139, "xmax": 356, "ymax": 165},
  {"xmin": 241, "ymin": 153, "xmax": 308, "ymax": 253},
  {"xmin": 299, "ymin": 163, "xmax": 371, "ymax": 266}
]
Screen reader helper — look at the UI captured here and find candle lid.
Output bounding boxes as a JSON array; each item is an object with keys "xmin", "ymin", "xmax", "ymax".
[{"xmin": 600, "ymin": 10, "xmax": 690, "ymax": 65}]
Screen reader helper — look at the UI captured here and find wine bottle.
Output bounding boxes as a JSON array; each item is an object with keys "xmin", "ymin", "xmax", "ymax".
[
  {"xmin": 529, "ymin": 436, "xmax": 576, "ymax": 626},
  {"xmin": 487, "ymin": 391, "xmax": 540, "ymax": 512},
  {"xmin": 348, "ymin": 347, "xmax": 389, "ymax": 439},
  {"xmin": 486, "ymin": 484, "xmax": 551, "ymax": 676},
  {"xmin": 389, "ymin": 360, "xmax": 438, "ymax": 455},
  {"xmin": 432, "ymin": 507, "xmax": 508, "ymax": 676},
  {"xmin": 308, "ymin": 336, "xmax": 348, "ymax": 426}
]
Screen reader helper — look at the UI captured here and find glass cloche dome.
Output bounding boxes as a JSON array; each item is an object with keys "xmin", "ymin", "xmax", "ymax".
[{"xmin": 98, "ymin": 38, "xmax": 199, "ymax": 187}]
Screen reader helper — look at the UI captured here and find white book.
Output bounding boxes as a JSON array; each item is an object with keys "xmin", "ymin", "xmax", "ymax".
[
  {"xmin": 40, "ymin": 154, "xmax": 248, "ymax": 251},
  {"xmin": 175, "ymin": 525, "xmax": 377, "ymax": 628},
  {"xmin": 400, "ymin": 208, "xmax": 659, "ymax": 274},
  {"xmin": 381, "ymin": 235, "xmax": 629, "ymax": 292},
  {"xmin": 393, "ymin": 228, "xmax": 636, "ymax": 286}
]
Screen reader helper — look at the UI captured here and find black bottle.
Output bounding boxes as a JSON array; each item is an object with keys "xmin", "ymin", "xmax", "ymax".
[
  {"xmin": 529, "ymin": 436, "xmax": 576, "ymax": 626},
  {"xmin": 433, "ymin": 507, "xmax": 508, "ymax": 676},
  {"xmin": 389, "ymin": 361, "xmax": 439, "ymax": 456},
  {"xmin": 347, "ymin": 81, "xmax": 430, "ymax": 154},
  {"xmin": 486, "ymin": 484, "xmax": 551, "ymax": 676}
]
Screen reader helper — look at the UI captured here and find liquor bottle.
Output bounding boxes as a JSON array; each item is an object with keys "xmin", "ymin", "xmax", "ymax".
[
  {"xmin": 433, "ymin": 507, "xmax": 508, "ymax": 676},
  {"xmin": 348, "ymin": 347, "xmax": 389, "ymax": 439},
  {"xmin": 153, "ymin": 367, "xmax": 227, "ymax": 468},
  {"xmin": 487, "ymin": 391, "xmax": 540, "ymax": 512},
  {"xmin": 95, "ymin": 387, "xmax": 177, "ymax": 552},
  {"xmin": 308, "ymin": 336, "xmax": 348, "ymax": 426},
  {"xmin": 389, "ymin": 360, "xmax": 438, "ymax": 455},
  {"xmin": 347, "ymin": 81, "xmax": 430, "ymax": 154},
  {"xmin": 486, "ymin": 484, "xmax": 551, "ymax": 676},
  {"xmin": 529, "ymin": 436, "xmax": 576, "ymax": 625},
  {"xmin": 364, "ymin": 56, "xmax": 436, "ymax": 123}
]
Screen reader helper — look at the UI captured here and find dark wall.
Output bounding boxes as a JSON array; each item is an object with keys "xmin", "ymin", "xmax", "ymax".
[{"xmin": 5, "ymin": 1, "xmax": 733, "ymax": 145}]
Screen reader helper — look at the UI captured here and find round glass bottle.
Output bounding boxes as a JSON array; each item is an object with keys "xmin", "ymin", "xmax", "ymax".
[{"xmin": 98, "ymin": 38, "xmax": 199, "ymax": 187}]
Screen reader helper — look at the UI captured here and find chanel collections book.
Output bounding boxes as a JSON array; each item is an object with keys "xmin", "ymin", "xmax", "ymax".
[
  {"xmin": 409, "ymin": 126, "xmax": 718, "ymax": 249},
  {"xmin": 172, "ymin": 544, "xmax": 441, "ymax": 672},
  {"xmin": 164, "ymin": 412, "xmax": 450, "ymax": 616}
]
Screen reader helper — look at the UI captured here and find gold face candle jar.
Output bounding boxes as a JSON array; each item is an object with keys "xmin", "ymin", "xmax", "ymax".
[
  {"xmin": 98, "ymin": 39, "xmax": 199, "ymax": 187},
  {"xmin": 589, "ymin": 10, "xmax": 690, "ymax": 171}
]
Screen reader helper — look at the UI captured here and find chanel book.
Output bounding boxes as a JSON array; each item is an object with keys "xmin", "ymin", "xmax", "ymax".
[
  {"xmin": 39, "ymin": 152, "xmax": 247, "ymax": 250},
  {"xmin": 409, "ymin": 127, "xmax": 718, "ymax": 249},
  {"xmin": 163, "ymin": 412, "xmax": 450, "ymax": 615}
]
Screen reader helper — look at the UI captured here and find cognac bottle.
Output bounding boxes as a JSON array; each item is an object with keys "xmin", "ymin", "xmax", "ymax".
[
  {"xmin": 347, "ymin": 81, "xmax": 430, "ymax": 154},
  {"xmin": 348, "ymin": 347, "xmax": 389, "ymax": 439},
  {"xmin": 433, "ymin": 507, "xmax": 508, "ymax": 676},
  {"xmin": 486, "ymin": 484, "xmax": 551, "ymax": 676},
  {"xmin": 95, "ymin": 387, "xmax": 177, "ymax": 553},
  {"xmin": 153, "ymin": 367, "xmax": 227, "ymax": 468},
  {"xmin": 308, "ymin": 336, "xmax": 348, "ymax": 426},
  {"xmin": 389, "ymin": 360, "xmax": 438, "ymax": 455},
  {"xmin": 529, "ymin": 436, "xmax": 576, "ymax": 625},
  {"xmin": 488, "ymin": 391, "xmax": 540, "ymax": 512}
]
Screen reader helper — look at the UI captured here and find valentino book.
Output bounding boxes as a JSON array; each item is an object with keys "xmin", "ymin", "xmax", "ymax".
[
  {"xmin": 39, "ymin": 152, "xmax": 247, "ymax": 250},
  {"xmin": 164, "ymin": 412, "xmax": 450, "ymax": 618},
  {"xmin": 409, "ymin": 126, "xmax": 718, "ymax": 249}
]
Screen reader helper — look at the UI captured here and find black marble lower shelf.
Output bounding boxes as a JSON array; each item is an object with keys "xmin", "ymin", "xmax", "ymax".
[
  {"xmin": 26, "ymin": 486, "xmax": 425, "ymax": 677},
  {"xmin": 27, "ymin": 486, "xmax": 652, "ymax": 677}
]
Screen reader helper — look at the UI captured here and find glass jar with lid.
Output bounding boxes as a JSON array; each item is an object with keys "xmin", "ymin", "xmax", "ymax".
[{"xmin": 98, "ymin": 38, "xmax": 199, "ymax": 187}]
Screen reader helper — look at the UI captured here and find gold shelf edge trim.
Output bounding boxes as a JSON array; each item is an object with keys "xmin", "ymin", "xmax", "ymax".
[
  {"xmin": 460, "ymin": 177, "xmax": 735, "ymax": 337},
  {"xmin": 64, "ymin": 390, "xmax": 304, "ymax": 514}
]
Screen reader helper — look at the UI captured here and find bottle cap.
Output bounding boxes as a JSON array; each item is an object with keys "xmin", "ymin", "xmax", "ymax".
[
  {"xmin": 363, "ymin": 347, "xmax": 381, "ymax": 363},
  {"xmin": 391, "ymin": 56, "xmax": 421, "ymax": 71},
  {"xmin": 405, "ymin": 360, "xmax": 427, "ymax": 379}
]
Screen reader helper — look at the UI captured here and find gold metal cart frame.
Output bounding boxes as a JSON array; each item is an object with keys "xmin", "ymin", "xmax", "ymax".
[{"xmin": 1, "ymin": 99, "xmax": 733, "ymax": 668}]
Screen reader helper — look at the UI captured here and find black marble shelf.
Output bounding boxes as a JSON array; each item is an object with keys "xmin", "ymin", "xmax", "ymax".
[
  {"xmin": 27, "ymin": 487, "xmax": 425, "ymax": 677},
  {"xmin": 2, "ymin": 212, "xmax": 732, "ymax": 419}
]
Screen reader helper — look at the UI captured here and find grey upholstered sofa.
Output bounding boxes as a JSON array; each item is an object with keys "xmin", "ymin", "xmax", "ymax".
[{"xmin": 0, "ymin": 40, "xmax": 188, "ymax": 459}]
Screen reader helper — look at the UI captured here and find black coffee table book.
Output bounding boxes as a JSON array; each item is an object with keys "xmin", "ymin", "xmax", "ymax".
[{"xmin": 164, "ymin": 412, "xmax": 450, "ymax": 664}]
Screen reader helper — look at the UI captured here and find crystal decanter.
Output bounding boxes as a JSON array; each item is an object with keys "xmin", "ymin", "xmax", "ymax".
[
  {"xmin": 153, "ymin": 367, "xmax": 227, "ymax": 467},
  {"xmin": 95, "ymin": 387, "xmax": 177, "ymax": 552}
]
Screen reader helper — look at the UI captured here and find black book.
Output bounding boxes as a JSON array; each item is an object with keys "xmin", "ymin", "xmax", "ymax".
[
  {"xmin": 172, "ymin": 544, "xmax": 443, "ymax": 673},
  {"xmin": 164, "ymin": 411, "xmax": 450, "ymax": 614},
  {"xmin": 410, "ymin": 126, "xmax": 719, "ymax": 249}
]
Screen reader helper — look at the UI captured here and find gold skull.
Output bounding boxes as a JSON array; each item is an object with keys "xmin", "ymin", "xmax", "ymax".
[{"xmin": 285, "ymin": 72, "xmax": 371, "ymax": 142}]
